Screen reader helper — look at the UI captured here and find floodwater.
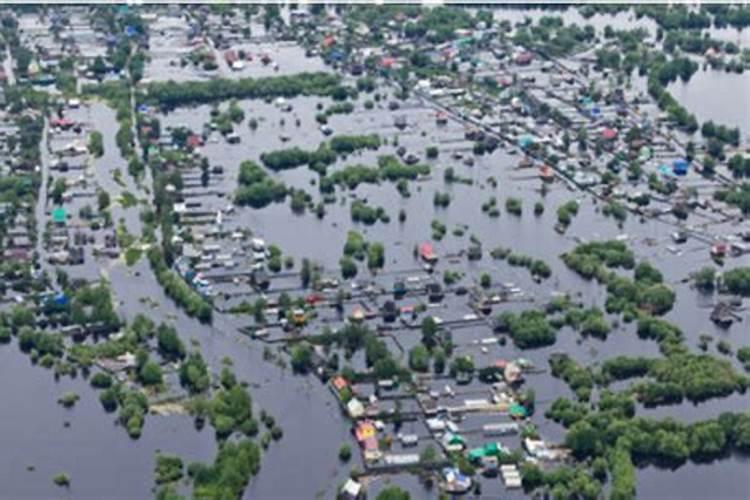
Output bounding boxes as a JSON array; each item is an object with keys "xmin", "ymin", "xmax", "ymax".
[
  {"xmin": 668, "ymin": 69, "xmax": 750, "ymax": 135},
  {"xmin": 155, "ymin": 84, "xmax": 750, "ymax": 498},
  {"xmin": 6, "ymin": 7, "xmax": 750, "ymax": 500},
  {"xmin": 0, "ymin": 344, "xmax": 216, "ymax": 500}
]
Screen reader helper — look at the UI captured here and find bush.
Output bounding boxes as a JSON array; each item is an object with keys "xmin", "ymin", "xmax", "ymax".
[
  {"xmin": 506, "ymin": 197, "xmax": 522, "ymax": 216},
  {"xmin": 723, "ymin": 267, "xmax": 750, "ymax": 296},
  {"xmin": 100, "ymin": 387, "xmax": 119, "ymax": 412},
  {"xmin": 409, "ymin": 345, "xmax": 430, "ymax": 372},
  {"xmin": 235, "ymin": 161, "xmax": 287, "ymax": 209},
  {"xmin": 155, "ymin": 454, "xmax": 184, "ymax": 484},
  {"xmin": 157, "ymin": 324, "xmax": 185, "ymax": 361},
  {"xmin": 90, "ymin": 372, "xmax": 113, "ymax": 389},
  {"xmin": 693, "ymin": 266, "xmax": 716, "ymax": 291},
  {"xmin": 52, "ymin": 473, "xmax": 70, "ymax": 487},
  {"xmin": 88, "ymin": 131, "xmax": 104, "ymax": 157},
  {"xmin": 291, "ymin": 343, "xmax": 313, "ymax": 374},
  {"xmin": 180, "ymin": 352, "xmax": 210, "ymax": 394},
  {"xmin": 139, "ymin": 361, "xmax": 163, "ymax": 386},
  {"xmin": 57, "ymin": 392, "xmax": 80, "ymax": 408},
  {"xmin": 338, "ymin": 443, "xmax": 352, "ymax": 462},
  {"xmin": 340, "ymin": 256, "xmax": 358, "ymax": 279},
  {"xmin": 433, "ymin": 191, "xmax": 451, "ymax": 207},
  {"xmin": 480, "ymin": 273, "xmax": 491, "ymax": 288},
  {"xmin": 497, "ymin": 310, "xmax": 556, "ymax": 349},
  {"xmin": 557, "ymin": 200, "xmax": 579, "ymax": 227},
  {"xmin": 367, "ymin": 242, "xmax": 385, "ymax": 271}
]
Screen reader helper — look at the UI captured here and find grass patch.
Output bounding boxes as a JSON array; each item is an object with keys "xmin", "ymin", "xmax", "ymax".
[
  {"xmin": 120, "ymin": 191, "xmax": 138, "ymax": 209},
  {"xmin": 125, "ymin": 247, "xmax": 142, "ymax": 266}
]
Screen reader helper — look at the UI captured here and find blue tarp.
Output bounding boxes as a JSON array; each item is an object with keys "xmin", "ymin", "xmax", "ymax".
[
  {"xmin": 44, "ymin": 293, "xmax": 68, "ymax": 307},
  {"xmin": 327, "ymin": 49, "xmax": 345, "ymax": 61},
  {"xmin": 658, "ymin": 164, "xmax": 676, "ymax": 177},
  {"xmin": 518, "ymin": 134, "xmax": 534, "ymax": 148},
  {"xmin": 673, "ymin": 158, "xmax": 689, "ymax": 175}
]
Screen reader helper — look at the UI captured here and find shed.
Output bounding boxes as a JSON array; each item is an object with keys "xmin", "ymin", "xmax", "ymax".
[
  {"xmin": 52, "ymin": 207, "xmax": 67, "ymax": 225},
  {"xmin": 601, "ymin": 127, "xmax": 617, "ymax": 140},
  {"xmin": 347, "ymin": 398, "xmax": 365, "ymax": 419},
  {"xmin": 509, "ymin": 403, "xmax": 528, "ymax": 419},
  {"xmin": 419, "ymin": 242, "xmax": 437, "ymax": 263},
  {"xmin": 340, "ymin": 479, "xmax": 362, "ymax": 500},
  {"xmin": 518, "ymin": 134, "xmax": 534, "ymax": 149}
]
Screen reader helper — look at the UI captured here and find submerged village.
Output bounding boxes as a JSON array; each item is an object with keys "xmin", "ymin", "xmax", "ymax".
[{"xmin": 2, "ymin": 3, "xmax": 750, "ymax": 499}]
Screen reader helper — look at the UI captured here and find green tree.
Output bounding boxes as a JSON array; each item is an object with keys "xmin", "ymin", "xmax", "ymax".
[
  {"xmin": 157, "ymin": 324, "xmax": 186, "ymax": 361},
  {"xmin": 291, "ymin": 343, "xmax": 313, "ymax": 374},
  {"xmin": 408, "ymin": 345, "xmax": 430, "ymax": 372},
  {"xmin": 376, "ymin": 486, "xmax": 410, "ymax": 500},
  {"xmin": 140, "ymin": 361, "xmax": 163, "ymax": 386},
  {"xmin": 421, "ymin": 316, "xmax": 438, "ymax": 349},
  {"xmin": 565, "ymin": 420, "xmax": 600, "ymax": 459}
]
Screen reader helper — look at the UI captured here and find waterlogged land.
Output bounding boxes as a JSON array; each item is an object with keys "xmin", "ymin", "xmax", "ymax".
[{"xmin": 1, "ymin": 4, "xmax": 750, "ymax": 500}]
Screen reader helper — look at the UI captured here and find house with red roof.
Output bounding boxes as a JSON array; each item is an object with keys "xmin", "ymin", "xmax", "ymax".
[
  {"xmin": 601, "ymin": 127, "xmax": 618, "ymax": 141},
  {"xmin": 186, "ymin": 134, "xmax": 203, "ymax": 149}
]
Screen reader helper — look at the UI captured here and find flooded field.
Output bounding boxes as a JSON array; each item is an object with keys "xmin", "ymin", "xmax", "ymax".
[{"xmin": 668, "ymin": 69, "xmax": 750, "ymax": 134}]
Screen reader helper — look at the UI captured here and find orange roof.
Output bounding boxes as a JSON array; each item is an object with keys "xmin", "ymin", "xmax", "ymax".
[
  {"xmin": 355, "ymin": 421, "xmax": 376, "ymax": 442},
  {"xmin": 380, "ymin": 56, "xmax": 397, "ymax": 68},
  {"xmin": 332, "ymin": 376, "xmax": 348, "ymax": 391}
]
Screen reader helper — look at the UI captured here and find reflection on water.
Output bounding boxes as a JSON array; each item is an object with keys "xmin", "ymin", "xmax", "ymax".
[
  {"xmin": 0, "ymin": 344, "xmax": 216, "ymax": 500},
  {"xmin": 668, "ymin": 69, "xmax": 750, "ymax": 135}
]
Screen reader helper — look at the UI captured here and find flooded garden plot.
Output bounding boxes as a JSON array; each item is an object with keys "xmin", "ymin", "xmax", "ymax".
[
  {"xmin": 215, "ymin": 41, "xmax": 330, "ymax": 79},
  {"xmin": 143, "ymin": 13, "xmax": 216, "ymax": 84},
  {"xmin": 39, "ymin": 101, "xmax": 145, "ymax": 283}
]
